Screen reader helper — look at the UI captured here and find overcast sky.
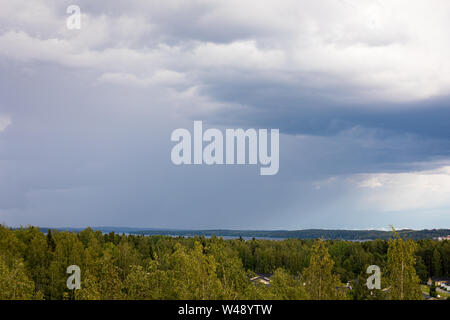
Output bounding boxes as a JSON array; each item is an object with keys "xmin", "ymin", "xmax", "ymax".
[{"xmin": 1, "ymin": 0, "xmax": 450, "ymax": 229}]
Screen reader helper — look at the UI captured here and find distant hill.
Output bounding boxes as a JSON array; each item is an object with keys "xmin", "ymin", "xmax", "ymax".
[{"xmin": 36, "ymin": 226, "xmax": 450, "ymax": 241}]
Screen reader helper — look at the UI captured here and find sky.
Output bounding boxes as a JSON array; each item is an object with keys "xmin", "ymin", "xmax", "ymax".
[{"xmin": 1, "ymin": 0, "xmax": 450, "ymax": 230}]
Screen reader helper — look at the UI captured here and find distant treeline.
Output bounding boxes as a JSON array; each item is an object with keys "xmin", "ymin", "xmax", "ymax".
[
  {"xmin": 39, "ymin": 227, "xmax": 450, "ymax": 240},
  {"xmin": 1, "ymin": 225, "xmax": 449, "ymax": 300}
]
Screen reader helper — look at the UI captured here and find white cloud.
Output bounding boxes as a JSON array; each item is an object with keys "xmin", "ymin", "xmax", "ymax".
[
  {"xmin": 1, "ymin": 0, "xmax": 450, "ymax": 103},
  {"xmin": 309, "ymin": 164, "xmax": 450, "ymax": 214},
  {"xmin": 354, "ymin": 166, "xmax": 450, "ymax": 212},
  {"xmin": 98, "ymin": 70, "xmax": 188, "ymax": 87},
  {"xmin": 0, "ymin": 115, "xmax": 12, "ymax": 132},
  {"xmin": 358, "ymin": 177, "xmax": 383, "ymax": 189}
]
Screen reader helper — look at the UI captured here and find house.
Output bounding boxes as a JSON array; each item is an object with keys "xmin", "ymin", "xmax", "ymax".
[
  {"xmin": 335, "ymin": 285, "xmax": 351, "ymax": 295},
  {"xmin": 440, "ymin": 284, "xmax": 450, "ymax": 292},
  {"xmin": 250, "ymin": 273, "xmax": 271, "ymax": 286},
  {"xmin": 431, "ymin": 277, "xmax": 450, "ymax": 287}
]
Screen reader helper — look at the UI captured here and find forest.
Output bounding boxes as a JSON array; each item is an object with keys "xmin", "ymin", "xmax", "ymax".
[{"xmin": 0, "ymin": 225, "xmax": 449, "ymax": 300}]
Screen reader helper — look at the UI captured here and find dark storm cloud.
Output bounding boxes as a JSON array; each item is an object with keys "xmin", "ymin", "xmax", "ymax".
[{"xmin": 1, "ymin": 0, "xmax": 450, "ymax": 228}]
